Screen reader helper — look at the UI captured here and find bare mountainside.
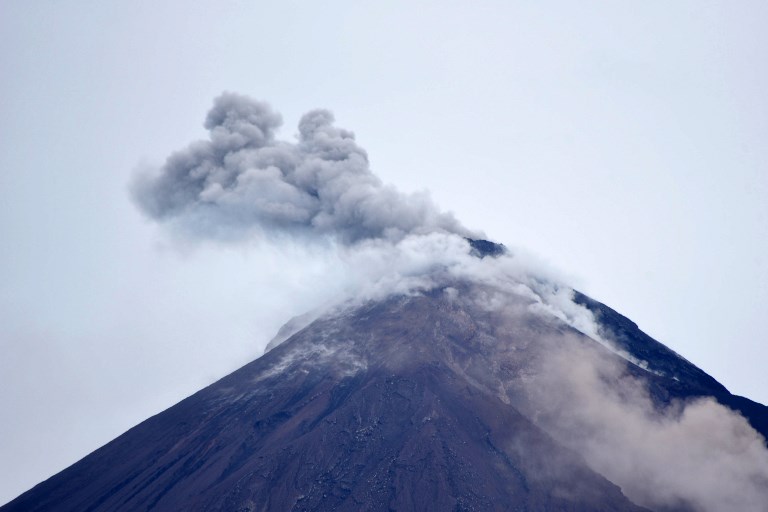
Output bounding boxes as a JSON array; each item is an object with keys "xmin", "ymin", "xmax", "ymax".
[{"xmin": 3, "ymin": 243, "xmax": 767, "ymax": 511}]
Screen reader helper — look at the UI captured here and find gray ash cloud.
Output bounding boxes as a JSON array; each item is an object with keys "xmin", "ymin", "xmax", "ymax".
[{"xmin": 132, "ymin": 92, "xmax": 474, "ymax": 245}]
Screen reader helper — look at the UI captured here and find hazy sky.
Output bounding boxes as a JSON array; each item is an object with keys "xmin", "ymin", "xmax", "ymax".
[{"xmin": 1, "ymin": 0, "xmax": 766, "ymax": 504}]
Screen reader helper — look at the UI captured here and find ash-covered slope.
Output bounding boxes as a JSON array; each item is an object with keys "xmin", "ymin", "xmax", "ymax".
[
  {"xmin": 4, "ymin": 246, "xmax": 767, "ymax": 511},
  {"xmin": 2, "ymin": 285, "xmax": 649, "ymax": 511}
]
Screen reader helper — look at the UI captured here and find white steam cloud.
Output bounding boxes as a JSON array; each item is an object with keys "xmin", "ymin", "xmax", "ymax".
[{"xmin": 132, "ymin": 92, "xmax": 474, "ymax": 244}]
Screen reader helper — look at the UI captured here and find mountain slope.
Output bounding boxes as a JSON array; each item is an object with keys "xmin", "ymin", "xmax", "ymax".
[
  {"xmin": 3, "ymin": 264, "xmax": 766, "ymax": 511},
  {"xmin": 3, "ymin": 285, "xmax": 657, "ymax": 511},
  {"xmin": 573, "ymin": 290, "xmax": 768, "ymax": 440}
]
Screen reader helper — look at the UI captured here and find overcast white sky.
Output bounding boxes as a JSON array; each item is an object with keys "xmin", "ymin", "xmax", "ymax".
[{"xmin": 1, "ymin": 0, "xmax": 766, "ymax": 504}]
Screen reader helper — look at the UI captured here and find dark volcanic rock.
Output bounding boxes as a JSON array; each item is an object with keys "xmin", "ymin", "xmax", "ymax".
[
  {"xmin": 3, "ymin": 281, "xmax": 765, "ymax": 511},
  {"xmin": 466, "ymin": 238, "xmax": 506, "ymax": 258},
  {"xmin": 3, "ymin": 287, "xmax": 653, "ymax": 512}
]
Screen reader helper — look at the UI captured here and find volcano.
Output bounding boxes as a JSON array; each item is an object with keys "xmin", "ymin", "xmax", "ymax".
[{"xmin": 3, "ymin": 240, "xmax": 767, "ymax": 512}]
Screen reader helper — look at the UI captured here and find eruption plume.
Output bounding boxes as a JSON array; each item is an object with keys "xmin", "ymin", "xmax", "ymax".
[
  {"xmin": 132, "ymin": 92, "xmax": 473, "ymax": 245},
  {"xmin": 124, "ymin": 93, "xmax": 768, "ymax": 512}
]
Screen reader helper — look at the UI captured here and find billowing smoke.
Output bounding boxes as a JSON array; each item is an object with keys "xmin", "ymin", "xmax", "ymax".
[
  {"xmin": 132, "ymin": 92, "xmax": 474, "ymax": 244},
  {"xmin": 527, "ymin": 339, "xmax": 768, "ymax": 512}
]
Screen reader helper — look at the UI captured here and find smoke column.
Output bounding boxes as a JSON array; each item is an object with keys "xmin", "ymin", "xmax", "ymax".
[{"xmin": 132, "ymin": 92, "xmax": 474, "ymax": 245}]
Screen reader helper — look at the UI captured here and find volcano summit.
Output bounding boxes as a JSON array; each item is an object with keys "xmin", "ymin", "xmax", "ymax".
[
  {"xmin": 3, "ymin": 95, "xmax": 767, "ymax": 511},
  {"xmin": 4, "ymin": 238, "xmax": 767, "ymax": 511}
]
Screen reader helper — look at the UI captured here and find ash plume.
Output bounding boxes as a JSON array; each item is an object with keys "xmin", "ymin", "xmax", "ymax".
[
  {"xmin": 132, "ymin": 92, "xmax": 474, "ymax": 245},
  {"xmin": 526, "ymin": 341, "xmax": 768, "ymax": 512},
  {"xmin": 130, "ymin": 93, "xmax": 768, "ymax": 512}
]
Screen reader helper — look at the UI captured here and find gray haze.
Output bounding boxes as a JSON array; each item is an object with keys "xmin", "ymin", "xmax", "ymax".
[
  {"xmin": 133, "ymin": 93, "xmax": 471, "ymax": 244},
  {"xmin": 2, "ymin": 0, "xmax": 767, "ymax": 506},
  {"xmin": 529, "ymin": 338, "xmax": 768, "ymax": 512},
  {"xmin": 458, "ymin": 278, "xmax": 768, "ymax": 512}
]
